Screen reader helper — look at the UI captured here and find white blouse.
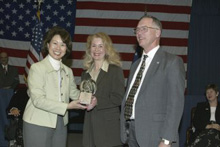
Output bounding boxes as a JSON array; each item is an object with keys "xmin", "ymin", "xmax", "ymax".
[{"xmin": 210, "ymin": 106, "xmax": 216, "ymax": 121}]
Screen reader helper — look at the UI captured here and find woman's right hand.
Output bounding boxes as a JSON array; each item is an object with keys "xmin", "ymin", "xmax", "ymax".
[{"xmin": 67, "ymin": 100, "xmax": 87, "ymax": 110}]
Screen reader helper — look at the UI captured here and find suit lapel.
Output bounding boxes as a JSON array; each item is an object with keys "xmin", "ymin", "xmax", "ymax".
[
  {"xmin": 6, "ymin": 65, "xmax": 11, "ymax": 75},
  {"xmin": 127, "ymin": 59, "xmax": 141, "ymax": 86},
  {"xmin": 0, "ymin": 65, "xmax": 4, "ymax": 76},
  {"xmin": 138, "ymin": 49, "xmax": 163, "ymax": 94},
  {"xmin": 215, "ymin": 101, "xmax": 220, "ymax": 122},
  {"xmin": 6, "ymin": 65, "xmax": 10, "ymax": 73},
  {"xmin": 82, "ymin": 69, "xmax": 106, "ymax": 87},
  {"xmin": 122, "ymin": 59, "xmax": 141, "ymax": 106},
  {"xmin": 96, "ymin": 70, "xmax": 106, "ymax": 87}
]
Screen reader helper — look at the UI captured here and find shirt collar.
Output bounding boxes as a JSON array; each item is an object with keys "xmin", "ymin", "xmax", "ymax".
[
  {"xmin": 86, "ymin": 60, "xmax": 109, "ymax": 73},
  {"xmin": 102, "ymin": 60, "xmax": 109, "ymax": 72},
  {"xmin": 2, "ymin": 64, "xmax": 7, "ymax": 69},
  {"xmin": 143, "ymin": 45, "xmax": 160, "ymax": 59}
]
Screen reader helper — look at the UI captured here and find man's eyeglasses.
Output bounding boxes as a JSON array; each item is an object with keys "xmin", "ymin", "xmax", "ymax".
[{"xmin": 133, "ymin": 26, "xmax": 159, "ymax": 34}]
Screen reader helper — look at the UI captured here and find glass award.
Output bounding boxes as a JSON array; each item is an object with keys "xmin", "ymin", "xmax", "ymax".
[{"xmin": 79, "ymin": 79, "xmax": 97, "ymax": 105}]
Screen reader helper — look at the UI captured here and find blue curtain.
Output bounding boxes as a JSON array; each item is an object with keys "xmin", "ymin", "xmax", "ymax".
[{"xmin": 187, "ymin": 0, "xmax": 220, "ymax": 95}]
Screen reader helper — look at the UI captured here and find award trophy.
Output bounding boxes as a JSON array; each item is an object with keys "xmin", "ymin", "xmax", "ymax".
[{"xmin": 79, "ymin": 79, "xmax": 97, "ymax": 105}]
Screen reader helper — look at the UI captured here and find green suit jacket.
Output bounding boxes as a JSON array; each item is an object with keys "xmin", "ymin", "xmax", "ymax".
[{"xmin": 23, "ymin": 56, "xmax": 80, "ymax": 128}]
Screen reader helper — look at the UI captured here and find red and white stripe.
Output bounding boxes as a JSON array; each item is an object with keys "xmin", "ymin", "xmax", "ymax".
[
  {"xmin": 24, "ymin": 44, "xmax": 43, "ymax": 77},
  {"xmin": 0, "ymin": 0, "xmax": 192, "ymax": 87},
  {"xmin": 72, "ymin": 0, "xmax": 191, "ymax": 85}
]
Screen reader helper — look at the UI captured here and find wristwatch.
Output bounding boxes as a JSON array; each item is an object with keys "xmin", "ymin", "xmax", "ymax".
[{"xmin": 161, "ymin": 139, "xmax": 172, "ymax": 145}]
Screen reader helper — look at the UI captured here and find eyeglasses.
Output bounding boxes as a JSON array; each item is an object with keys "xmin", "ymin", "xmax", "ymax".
[{"xmin": 133, "ymin": 26, "xmax": 159, "ymax": 34}]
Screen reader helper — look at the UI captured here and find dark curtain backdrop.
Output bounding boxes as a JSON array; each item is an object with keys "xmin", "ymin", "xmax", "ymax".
[{"xmin": 187, "ymin": 0, "xmax": 220, "ymax": 95}]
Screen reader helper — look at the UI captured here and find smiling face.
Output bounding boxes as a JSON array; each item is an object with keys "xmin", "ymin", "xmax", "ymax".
[
  {"xmin": 90, "ymin": 37, "xmax": 106, "ymax": 62},
  {"xmin": 206, "ymin": 88, "xmax": 219, "ymax": 103},
  {"xmin": 136, "ymin": 17, "xmax": 161, "ymax": 53},
  {"xmin": 47, "ymin": 35, "xmax": 67, "ymax": 60}
]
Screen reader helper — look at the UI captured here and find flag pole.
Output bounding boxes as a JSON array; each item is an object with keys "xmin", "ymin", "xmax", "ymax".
[
  {"xmin": 36, "ymin": 0, "xmax": 42, "ymax": 21},
  {"xmin": 144, "ymin": 6, "xmax": 147, "ymax": 16},
  {"xmin": 24, "ymin": 0, "xmax": 43, "ymax": 77}
]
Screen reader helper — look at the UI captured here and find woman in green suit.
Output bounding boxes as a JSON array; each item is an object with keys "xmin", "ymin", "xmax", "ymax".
[{"xmin": 23, "ymin": 26, "xmax": 96, "ymax": 147}]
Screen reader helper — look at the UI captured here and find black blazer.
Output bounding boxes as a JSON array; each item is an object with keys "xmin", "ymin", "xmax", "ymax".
[{"xmin": 193, "ymin": 101, "xmax": 220, "ymax": 133}]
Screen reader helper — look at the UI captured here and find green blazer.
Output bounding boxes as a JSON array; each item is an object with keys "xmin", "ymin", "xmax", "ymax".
[{"xmin": 23, "ymin": 56, "xmax": 80, "ymax": 128}]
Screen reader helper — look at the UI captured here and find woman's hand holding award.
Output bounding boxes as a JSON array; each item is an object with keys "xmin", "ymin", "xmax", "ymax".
[{"xmin": 79, "ymin": 79, "xmax": 97, "ymax": 105}]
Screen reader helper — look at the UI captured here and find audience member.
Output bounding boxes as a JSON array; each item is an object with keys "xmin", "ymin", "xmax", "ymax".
[
  {"xmin": 5, "ymin": 76, "xmax": 29, "ymax": 146},
  {"xmin": 22, "ymin": 26, "xmax": 96, "ymax": 147},
  {"xmin": 187, "ymin": 84, "xmax": 220, "ymax": 147},
  {"xmin": 0, "ymin": 52, "xmax": 19, "ymax": 90},
  {"xmin": 7, "ymin": 76, "xmax": 29, "ymax": 118},
  {"xmin": 0, "ymin": 52, "xmax": 19, "ymax": 146},
  {"xmin": 81, "ymin": 32, "xmax": 125, "ymax": 147},
  {"xmin": 120, "ymin": 15, "xmax": 185, "ymax": 147}
]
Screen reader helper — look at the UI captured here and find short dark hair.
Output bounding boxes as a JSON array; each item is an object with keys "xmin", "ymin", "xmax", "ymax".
[
  {"xmin": 139, "ymin": 15, "xmax": 162, "ymax": 30},
  {"xmin": 42, "ymin": 26, "xmax": 72, "ymax": 59},
  {"xmin": 206, "ymin": 84, "xmax": 219, "ymax": 93}
]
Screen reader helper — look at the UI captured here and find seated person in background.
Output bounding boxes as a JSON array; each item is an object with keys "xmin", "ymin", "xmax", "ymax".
[
  {"xmin": 7, "ymin": 88, "xmax": 29, "ymax": 118},
  {"xmin": 5, "ymin": 76, "xmax": 29, "ymax": 146},
  {"xmin": 7, "ymin": 75, "xmax": 29, "ymax": 118},
  {"xmin": 187, "ymin": 84, "xmax": 220, "ymax": 147}
]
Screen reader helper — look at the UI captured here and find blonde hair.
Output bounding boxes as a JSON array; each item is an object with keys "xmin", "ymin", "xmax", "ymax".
[{"xmin": 83, "ymin": 32, "xmax": 121, "ymax": 70}]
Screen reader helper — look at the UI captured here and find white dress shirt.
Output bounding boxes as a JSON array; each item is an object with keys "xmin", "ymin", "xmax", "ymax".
[
  {"xmin": 2, "ymin": 64, "xmax": 7, "ymax": 72},
  {"xmin": 127, "ymin": 45, "xmax": 160, "ymax": 119},
  {"xmin": 210, "ymin": 106, "xmax": 216, "ymax": 122}
]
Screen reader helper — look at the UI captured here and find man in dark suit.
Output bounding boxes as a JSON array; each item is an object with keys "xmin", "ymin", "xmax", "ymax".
[
  {"xmin": 120, "ymin": 15, "xmax": 185, "ymax": 147},
  {"xmin": 0, "ymin": 52, "xmax": 19, "ymax": 146},
  {"xmin": 0, "ymin": 52, "xmax": 19, "ymax": 90}
]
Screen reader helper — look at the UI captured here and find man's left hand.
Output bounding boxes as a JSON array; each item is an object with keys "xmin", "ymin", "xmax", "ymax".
[{"xmin": 159, "ymin": 141, "xmax": 171, "ymax": 147}]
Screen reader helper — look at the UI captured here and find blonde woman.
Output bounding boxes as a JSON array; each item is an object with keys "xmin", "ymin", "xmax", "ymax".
[{"xmin": 81, "ymin": 32, "xmax": 125, "ymax": 147}]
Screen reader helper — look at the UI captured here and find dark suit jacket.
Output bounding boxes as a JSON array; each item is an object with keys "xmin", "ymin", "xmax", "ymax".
[
  {"xmin": 193, "ymin": 101, "xmax": 220, "ymax": 134},
  {"xmin": 82, "ymin": 64, "xmax": 125, "ymax": 147},
  {"xmin": 0, "ymin": 64, "xmax": 19, "ymax": 89},
  {"xmin": 6, "ymin": 88, "xmax": 29, "ymax": 118},
  {"xmin": 121, "ymin": 49, "xmax": 185, "ymax": 147}
]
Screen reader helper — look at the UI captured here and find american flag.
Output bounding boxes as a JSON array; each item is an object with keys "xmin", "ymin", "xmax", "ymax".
[
  {"xmin": 0, "ymin": 0, "xmax": 192, "ymax": 87},
  {"xmin": 25, "ymin": 17, "xmax": 43, "ymax": 76},
  {"xmin": 0, "ymin": 0, "xmax": 76, "ymax": 86},
  {"xmin": 73, "ymin": 0, "xmax": 192, "ymax": 86}
]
